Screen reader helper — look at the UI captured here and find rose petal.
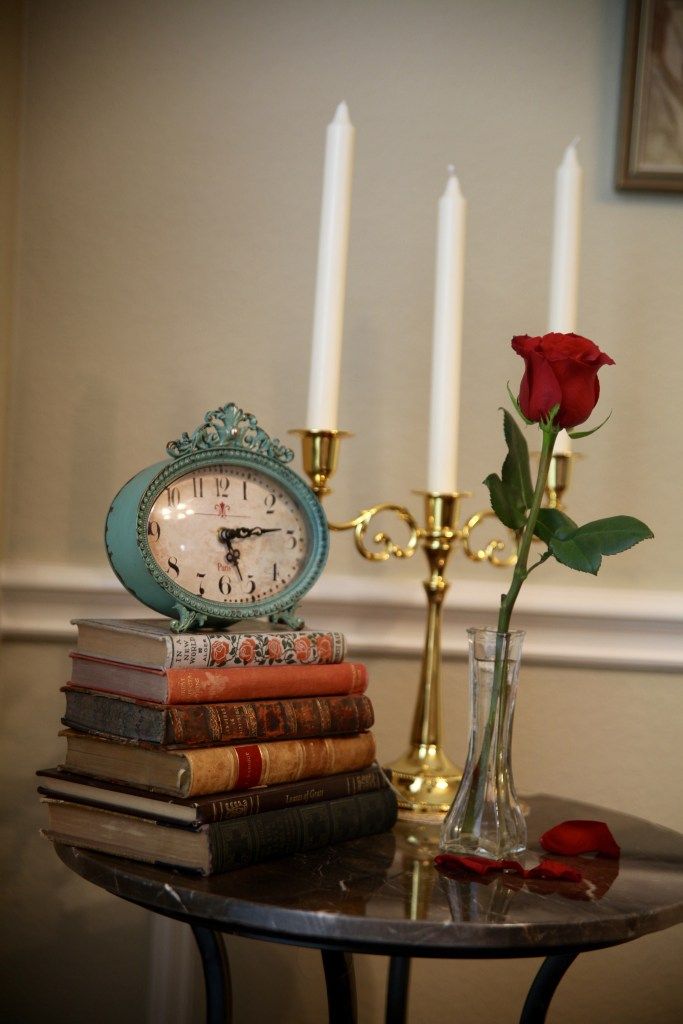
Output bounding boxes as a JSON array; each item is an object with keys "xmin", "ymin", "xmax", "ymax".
[
  {"xmin": 511, "ymin": 336, "xmax": 562, "ymax": 423},
  {"xmin": 540, "ymin": 820, "xmax": 620, "ymax": 859},
  {"xmin": 433, "ymin": 854, "xmax": 526, "ymax": 877},
  {"xmin": 545, "ymin": 358, "xmax": 603, "ymax": 428},
  {"xmin": 433, "ymin": 853, "xmax": 584, "ymax": 884},
  {"xmin": 526, "ymin": 859, "xmax": 583, "ymax": 882}
]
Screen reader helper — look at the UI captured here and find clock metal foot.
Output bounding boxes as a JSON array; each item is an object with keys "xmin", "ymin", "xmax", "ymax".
[
  {"xmin": 269, "ymin": 607, "xmax": 305, "ymax": 629},
  {"xmin": 171, "ymin": 605, "xmax": 209, "ymax": 633}
]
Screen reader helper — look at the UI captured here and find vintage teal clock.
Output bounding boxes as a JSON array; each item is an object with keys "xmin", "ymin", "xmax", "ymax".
[{"xmin": 105, "ymin": 403, "xmax": 329, "ymax": 632}]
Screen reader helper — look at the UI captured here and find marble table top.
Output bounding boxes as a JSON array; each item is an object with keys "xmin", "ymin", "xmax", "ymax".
[{"xmin": 55, "ymin": 794, "xmax": 683, "ymax": 957}]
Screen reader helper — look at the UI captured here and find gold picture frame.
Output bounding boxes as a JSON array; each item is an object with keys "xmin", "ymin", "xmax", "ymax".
[{"xmin": 616, "ymin": 0, "xmax": 683, "ymax": 192}]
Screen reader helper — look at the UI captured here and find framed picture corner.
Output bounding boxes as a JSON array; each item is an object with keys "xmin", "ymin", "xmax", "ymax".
[{"xmin": 616, "ymin": 0, "xmax": 683, "ymax": 193}]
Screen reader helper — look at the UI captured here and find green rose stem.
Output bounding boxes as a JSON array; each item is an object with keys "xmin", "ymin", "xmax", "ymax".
[
  {"xmin": 498, "ymin": 423, "xmax": 557, "ymax": 633},
  {"xmin": 460, "ymin": 423, "xmax": 557, "ymax": 847}
]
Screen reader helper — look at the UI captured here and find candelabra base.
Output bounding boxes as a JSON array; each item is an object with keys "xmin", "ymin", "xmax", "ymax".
[{"xmin": 384, "ymin": 747, "xmax": 462, "ymax": 822}]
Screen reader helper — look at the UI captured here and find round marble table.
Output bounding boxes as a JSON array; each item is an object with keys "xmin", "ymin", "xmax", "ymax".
[{"xmin": 54, "ymin": 793, "xmax": 683, "ymax": 1024}]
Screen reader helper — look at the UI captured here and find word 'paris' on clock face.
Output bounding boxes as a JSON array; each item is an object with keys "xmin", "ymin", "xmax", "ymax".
[{"xmin": 146, "ymin": 464, "xmax": 309, "ymax": 605}]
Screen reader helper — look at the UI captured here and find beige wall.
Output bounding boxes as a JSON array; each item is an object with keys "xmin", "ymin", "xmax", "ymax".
[
  {"xmin": 2, "ymin": 2, "xmax": 682, "ymax": 1022},
  {"xmin": 3, "ymin": 0, "xmax": 681, "ymax": 587}
]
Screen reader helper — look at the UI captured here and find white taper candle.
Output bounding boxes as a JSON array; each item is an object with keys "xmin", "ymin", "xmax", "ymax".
[
  {"xmin": 427, "ymin": 167, "xmax": 466, "ymax": 493},
  {"xmin": 306, "ymin": 102, "xmax": 355, "ymax": 430},
  {"xmin": 548, "ymin": 139, "xmax": 583, "ymax": 453}
]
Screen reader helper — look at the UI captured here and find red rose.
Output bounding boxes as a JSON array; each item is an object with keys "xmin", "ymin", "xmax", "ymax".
[
  {"xmin": 210, "ymin": 639, "xmax": 229, "ymax": 665},
  {"xmin": 293, "ymin": 635, "xmax": 312, "ymax": 662},
  {"xmin": 511, "ymin": 333, "xmax": 614, "ymax": 429},
  {"xmin": 237, "ymin": 638, "xmax": 257, "ymax": 664},
  {"xmin": 267, "ymin": 637, "xmax": 285, "ymax": 661}
]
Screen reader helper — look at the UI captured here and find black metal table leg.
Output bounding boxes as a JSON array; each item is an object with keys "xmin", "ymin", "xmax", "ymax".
[
  {"xmin": 191, "ymin": 924, "xmax": 232, "ymax": 1024},
  {"xmin": 519, "ymin": 952, "xmax": 578, "ymax": 1024},
  {"xmin": 386, "ymin": 956, "xmax": 411, "ymax": 1024},
  {"xmin": 321, "ymin": 949, "xmax": 358, "ymax": 1024}
]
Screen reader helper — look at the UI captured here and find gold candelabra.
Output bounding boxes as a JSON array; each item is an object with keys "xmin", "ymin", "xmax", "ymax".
[{"xmin": 293, "ymin": 429, "xmax": 576, "ymax": 822}]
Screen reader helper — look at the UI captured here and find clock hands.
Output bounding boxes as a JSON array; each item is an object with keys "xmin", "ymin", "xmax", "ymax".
[
  {"xmin": 218, "ymin": 527, "xmax": 282, "ymax": 542},
  {"xmin": 217, "ymin": 527, "xmax": 282, "ymax": 584},
  {"xmin": 218, "ymin": 532, "xmax": 243, "ymax": 581}
]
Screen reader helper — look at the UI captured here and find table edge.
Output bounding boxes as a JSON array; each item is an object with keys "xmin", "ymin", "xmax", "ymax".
[{"xmin": 54, "ymin": 842, "xmax": 683, "ymax": 957}]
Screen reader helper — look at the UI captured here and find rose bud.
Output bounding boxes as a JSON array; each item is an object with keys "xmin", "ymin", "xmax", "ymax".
[{"xmin": 511, "ymin": 332, "xmax": 614, "ymax": 429}]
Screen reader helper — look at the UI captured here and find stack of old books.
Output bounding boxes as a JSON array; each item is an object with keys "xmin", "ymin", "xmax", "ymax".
[{"xmin": 38, "ymin": 617, "xmax": 396, "ymax": 875}]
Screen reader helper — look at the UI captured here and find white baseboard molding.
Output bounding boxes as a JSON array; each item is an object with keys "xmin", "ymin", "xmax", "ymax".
[{"xmin": 1, "ymin": 562, "xmax": 681, "ymax": 671}]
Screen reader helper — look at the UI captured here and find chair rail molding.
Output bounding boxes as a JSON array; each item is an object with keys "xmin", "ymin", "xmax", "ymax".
[{"xmin": 1, "ymin": 561, "xmax": 682, "ymax": 670}]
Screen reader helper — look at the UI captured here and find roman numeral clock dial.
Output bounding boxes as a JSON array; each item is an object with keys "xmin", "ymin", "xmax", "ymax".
[{"xmin": 105, "ymin": 404, "xmax": 329, "ymax": 632}]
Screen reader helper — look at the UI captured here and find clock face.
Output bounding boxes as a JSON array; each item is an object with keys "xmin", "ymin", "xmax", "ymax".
[{"xmin": 145, "ymin": 462, "xmax": 310, "ymax": 607}]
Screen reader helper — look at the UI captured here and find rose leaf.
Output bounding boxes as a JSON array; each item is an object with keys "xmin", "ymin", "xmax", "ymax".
[
  {"xmin": 483, "ymin": 473, "xmax": 526, "ymax": 531},
  {"xmin": 506, "ymin": 382, "xmax": 534, "ymax": 425},
  {"xmin": 567, "ymin": 411, "xmax": 612, "ymax": 440},
  {"xmin": 549, "ymin": 529, "xmax": 603, "ymax": 575},
  {"xmin": 501, "ymin": 409, "xmax": 534, "ymax": 511},
  {"xmin": 533, "ymin": 508, "xmax": 577, "ymax": 546},
  {"xmin": 572, "ymin": 516, "xmax": 654, "ymax": 555}
]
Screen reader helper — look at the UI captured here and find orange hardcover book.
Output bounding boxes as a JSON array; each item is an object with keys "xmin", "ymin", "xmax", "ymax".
[{"xmin": 69, "ymin": 654, "xmax": 368, "ymax": 704}]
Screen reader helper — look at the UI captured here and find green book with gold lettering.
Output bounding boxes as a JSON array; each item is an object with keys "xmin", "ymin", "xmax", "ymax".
[
  {"xmin": 42, "ymin": 786, "xmax": 398, "ymax": 875},
  {"xmin": 37, "ymin": 763, "xmax": 389, "ymax": 826}
]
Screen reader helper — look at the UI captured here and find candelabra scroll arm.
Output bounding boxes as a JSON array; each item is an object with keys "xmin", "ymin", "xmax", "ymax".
[
  {"xmin": 327, "ymin": 503, "xmax": 420, "ymax": 562},
  {"xmin": 291, "ymin": 428, "xmax": 419, "ymax": 561},
  {"xmin": 460, "ymin": 508, "xmax": 519, "ymax": 567},
  {"xmin": 459, "ymin": 452, "xmax": 577, "ymax": 566}
]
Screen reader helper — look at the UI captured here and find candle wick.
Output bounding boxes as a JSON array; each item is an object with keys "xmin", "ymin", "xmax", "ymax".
[{"xmin": 334, "ymin": 101, "xmax": 351, "ymax": 124}]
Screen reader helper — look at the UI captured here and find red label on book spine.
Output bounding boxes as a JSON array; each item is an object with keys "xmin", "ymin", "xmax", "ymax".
[{"xmin": 234, "ymin": 744, "xmax": 264, "ymax": 789}]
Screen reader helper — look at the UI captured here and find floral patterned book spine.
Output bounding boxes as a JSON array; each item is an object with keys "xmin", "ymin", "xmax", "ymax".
[
  {"xmin": 72, "ymin": 619, "xmax": 346, "ymax": 669},
  {"xmin": 170, "ymin": 630, "xmax": 346, "ymax": 668}
]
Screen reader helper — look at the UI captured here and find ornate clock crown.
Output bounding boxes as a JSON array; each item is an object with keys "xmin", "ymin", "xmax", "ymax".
[{"xmin": 166, "ymin": 402, "xmax": 294, "ymax": 464}]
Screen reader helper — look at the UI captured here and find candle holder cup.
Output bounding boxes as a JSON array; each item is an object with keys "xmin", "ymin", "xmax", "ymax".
[{"xmin": 544, "ymin": 451, "xmax": 577, "ymax": 511}]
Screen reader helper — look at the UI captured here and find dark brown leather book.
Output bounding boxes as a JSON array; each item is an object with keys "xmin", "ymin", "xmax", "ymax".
[{"xmin": 61, "ymin": 687, "xmax": 374, "ymax": 747}]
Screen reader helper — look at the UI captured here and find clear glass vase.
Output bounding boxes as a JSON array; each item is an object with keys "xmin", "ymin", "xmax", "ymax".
[{"xmin": 440, "ymin": 627, "xmax": 526, "ymax": 859}]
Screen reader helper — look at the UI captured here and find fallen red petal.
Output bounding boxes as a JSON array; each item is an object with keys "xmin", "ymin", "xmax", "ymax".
[
  {"xmin": 540, "ymin": 820, "xmax": 620, "ymax": 858},
  {"xmin": 433, "ymin": 853, "xmax": 525, "ymax": 876},
  {"xmin": 526, "ymin": 859, "xmax": 583, "ymax": 882}
]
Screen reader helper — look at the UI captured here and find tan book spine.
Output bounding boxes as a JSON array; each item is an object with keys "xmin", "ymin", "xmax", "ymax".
[{"xmin": 183, "ymin": 732, "xmax": 376, "ymax": 797}]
